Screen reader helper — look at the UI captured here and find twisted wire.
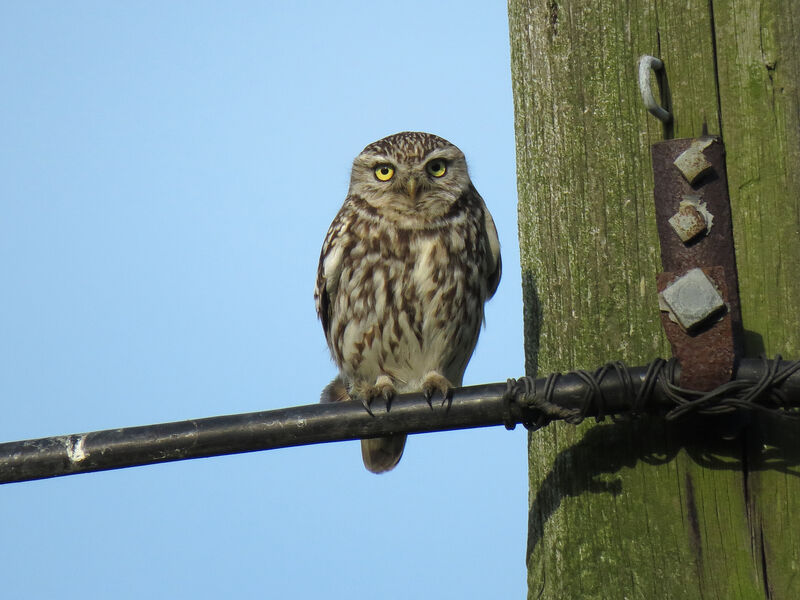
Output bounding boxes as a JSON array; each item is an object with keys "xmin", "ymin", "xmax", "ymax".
[
  {"xmin": 512, "ymin": 356, "xmax": 800, "ymax": 429},
  {"xmin": 664, "ymin": 355, "xmax": 800, "ymax": 420}
]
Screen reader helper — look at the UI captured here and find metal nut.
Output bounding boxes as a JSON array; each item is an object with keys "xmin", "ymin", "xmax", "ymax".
[
  {"xmin": 658, "ymin": 268, "xmax": 725, "ymax": 331},
  {"xmin": 669, "ymin": 202, "xmax": 707, "ymax": 242},
  {"xmin": 674, "ymin": 137, "xmax": 714, "ymax": 184}
]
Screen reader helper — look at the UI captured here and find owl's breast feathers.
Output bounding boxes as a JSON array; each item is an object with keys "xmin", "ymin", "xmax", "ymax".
[{"xmin": 315, "ymin": 187, "xmax": 500, "ymax": 388}]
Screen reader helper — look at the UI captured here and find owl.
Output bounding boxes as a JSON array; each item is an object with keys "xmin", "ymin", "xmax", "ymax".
[{"xmin": 314, "ymin": 131, "xmax": 501, "ymax": 473}]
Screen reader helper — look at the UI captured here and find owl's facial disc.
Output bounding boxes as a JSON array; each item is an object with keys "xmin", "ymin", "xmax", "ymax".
[{"xmin": 348, "ymin": 142, "xmax": 469, "ymax": 222}]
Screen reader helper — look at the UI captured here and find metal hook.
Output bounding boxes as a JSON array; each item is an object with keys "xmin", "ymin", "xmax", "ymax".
[{"xmin": 638, "ymin": 55, "xmax": 671, "ymax": 123}]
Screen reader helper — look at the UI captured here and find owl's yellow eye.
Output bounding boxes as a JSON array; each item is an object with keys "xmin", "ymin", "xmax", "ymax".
[
  {"xmin": 374, "ymin": 164, "xmax": 395, "ymax": 181},
  {"xmin": 426, "ymin": 159, "xmax": 447, "ymax": 178}
]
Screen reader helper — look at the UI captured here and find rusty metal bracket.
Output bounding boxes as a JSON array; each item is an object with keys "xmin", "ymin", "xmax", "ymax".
[{"xmin": 651, "ymin": 136, "xmax": 743, "ymax": 390}]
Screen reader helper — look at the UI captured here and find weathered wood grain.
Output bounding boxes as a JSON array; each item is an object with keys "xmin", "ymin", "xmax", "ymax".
[{"xmin": 510, "ymin": 0, "xmax": 800, "ymax": 597}]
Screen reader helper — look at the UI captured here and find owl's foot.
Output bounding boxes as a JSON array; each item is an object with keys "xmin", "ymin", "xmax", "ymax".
[
  {"xmin": 350, "ymin": 375, "xmax": 396, "ymax": 414},
  {"xmin": 422, "ymin": 371, "xmax": 454, "ymax": 406}
]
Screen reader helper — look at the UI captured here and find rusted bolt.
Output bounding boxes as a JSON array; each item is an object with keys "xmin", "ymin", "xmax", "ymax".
[
  {"xmin": 669, "ymin": 203, "xmax": 706, "ymax": 242},
  {"xmin": 673, "ymin": 137, "xmax": 715, "ymax": 183},
  {"xmin": 659, "ymin": 268, "xmax": 725, "ymax": 331},
  {"xmin": 668, "ymin": 195, "xmax": 714, "ymax": 243}
]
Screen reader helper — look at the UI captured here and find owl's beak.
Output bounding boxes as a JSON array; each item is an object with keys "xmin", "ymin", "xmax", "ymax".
[{"xmin": 406, "ymin": 177, "xmax": 418, "ymax": 201}]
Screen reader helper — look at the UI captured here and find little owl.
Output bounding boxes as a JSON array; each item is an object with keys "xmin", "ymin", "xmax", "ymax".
[{"xmin": 314, "ymin": 131, "xmax": 501, "ymax": 473}]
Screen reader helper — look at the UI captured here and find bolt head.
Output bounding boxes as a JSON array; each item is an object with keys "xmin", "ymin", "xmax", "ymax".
[
  {"xmin": 669, "ymin": 203, "xmax": 707, "ymax": 242},
  {"xmin": 674, "ymin": 138, "xmax": 715, "ymax": 183},
  {"xmin": 659, "ymin": 268, "xmax": 725, "ymax": 331}
]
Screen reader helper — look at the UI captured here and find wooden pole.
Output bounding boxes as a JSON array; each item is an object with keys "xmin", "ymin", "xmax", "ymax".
[
  {"xmin": 508, "ymin": 1, "xmax": 800, "ymax": 598},
  {"xmin": 714, "ymin": 3, "xmax": 800, "ymax": 596}
]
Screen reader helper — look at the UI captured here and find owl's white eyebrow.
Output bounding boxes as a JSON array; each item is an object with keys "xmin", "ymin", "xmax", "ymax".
[
  {"xmin": 424, "ymin": 149, "xmax": 459, "ymax": 161},
  {"xmin": 355, "ymin": 155, "xmax": 392, "ymax": 166}
]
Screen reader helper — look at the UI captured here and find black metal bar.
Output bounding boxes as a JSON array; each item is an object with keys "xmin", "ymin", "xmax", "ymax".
[{"xmin": 2, "ymin": 358, "xmax": 799, "ymax": 484}]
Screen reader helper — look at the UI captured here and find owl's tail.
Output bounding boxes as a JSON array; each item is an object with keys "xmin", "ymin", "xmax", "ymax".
[
  {"xmin": 322, "ymin": 376, "xmax": 407, "ymax": 473},
  {"xmin": 361, "ymin": 434, "xmax": 407, "ymax": 473}
]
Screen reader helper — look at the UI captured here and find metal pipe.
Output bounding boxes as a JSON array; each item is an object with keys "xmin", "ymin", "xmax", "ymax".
[{"xmin": 1, "ymin": 358, "xmax": 798, "ymax": 484}]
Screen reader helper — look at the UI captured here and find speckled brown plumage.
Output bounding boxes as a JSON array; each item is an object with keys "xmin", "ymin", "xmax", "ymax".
[{"xmin": 314, "ymin": 132, "xmax": 501, "ymax": 473}]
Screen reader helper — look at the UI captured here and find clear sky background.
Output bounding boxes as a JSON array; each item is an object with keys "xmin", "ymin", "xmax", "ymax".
[{"xmin": 1, "ymin": 3, "xmax": 526, "ymax": 598}]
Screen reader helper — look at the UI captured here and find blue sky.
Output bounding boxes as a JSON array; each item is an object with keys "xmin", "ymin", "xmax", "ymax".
[{"xmin": 1, "ymin": 3, "xmax": 526, "ymax": 598}]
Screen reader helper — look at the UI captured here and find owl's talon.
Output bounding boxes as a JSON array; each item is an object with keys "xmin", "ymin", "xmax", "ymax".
[
  {"xmin": 359, "ymin": 395, "xmax": 375, "ymax": 416},
  {"xmin": 350, "ymin": 376, "xmax": 396, "ymax": 414},
  {"xmin": 422, "ymin": 386, "xmax": 434, "ymax": 408},
  {"xmin": 421, "ymin": 372, "xmax": 454, "ymax": 407},
  {"xmin": 376, "ymin": 377, "xmax": 396, "ymax": 410}
]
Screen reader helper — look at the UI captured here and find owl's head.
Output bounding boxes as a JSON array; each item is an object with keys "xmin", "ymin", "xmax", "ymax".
[{"xmin": 348, "ymin": 132, "xmax": 472, "ymax": 222}]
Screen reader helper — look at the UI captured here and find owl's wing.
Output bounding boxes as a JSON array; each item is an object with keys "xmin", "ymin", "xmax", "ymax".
[
  {"xmin": 480, "ymin": 196, "xmax": 502, "ymax": 299},
  {"xmin": 314, "ymin": 206, "xmax": 348, "ymax": 339}
]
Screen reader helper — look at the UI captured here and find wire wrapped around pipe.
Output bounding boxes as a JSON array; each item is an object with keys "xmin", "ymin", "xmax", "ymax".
[{"xmin": 1, "ymin": 357, "xmax": 799, "ymax": 484}]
